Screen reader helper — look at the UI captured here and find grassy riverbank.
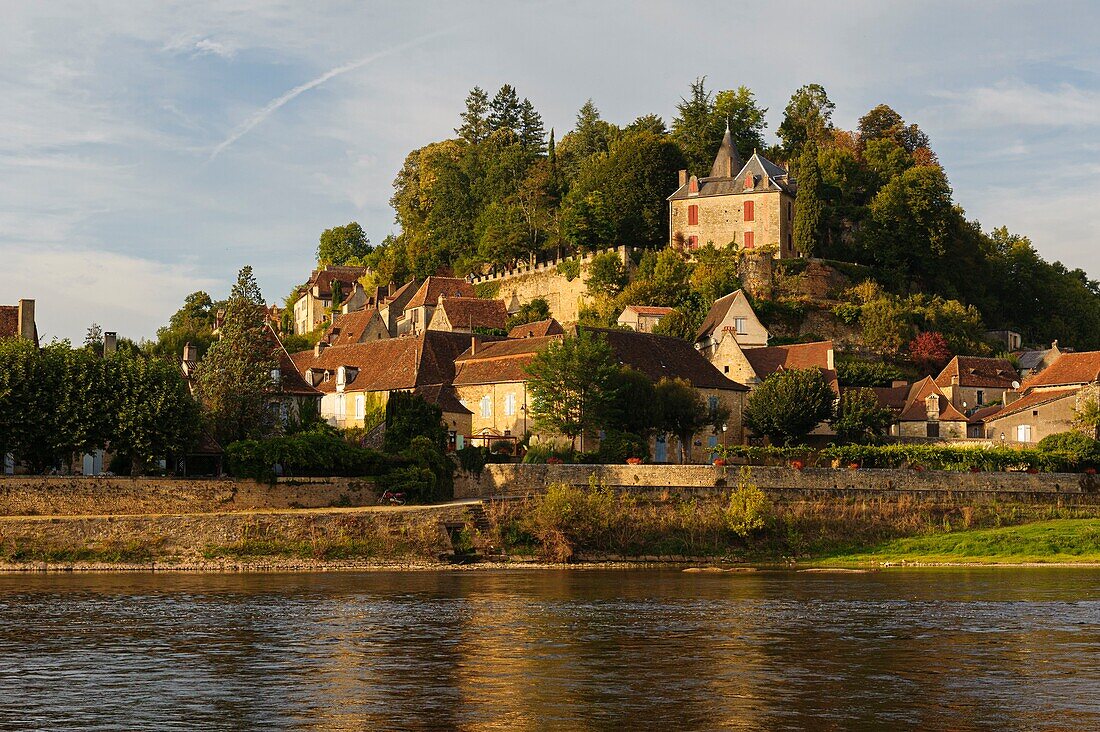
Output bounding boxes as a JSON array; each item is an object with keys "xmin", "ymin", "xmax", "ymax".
[{"xmin": 817, "ymin": 519, "xmax": 1100, "ymax": 565}]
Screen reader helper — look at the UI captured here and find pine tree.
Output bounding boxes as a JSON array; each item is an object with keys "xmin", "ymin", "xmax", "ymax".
[
  {"xmin": 518, "ymin": 98, "xmax": 546, "ymax": 155},
  {"xmin": 488, "ymin": 84, "xmax": 522, "ymax": 134},
  {"xmin": 793, "ymin": 145, "xmax": 825, "ymax": 256},
  {"xmin": 456, "ymin": 86, "xmax": 490, "ymax": 144},
  {"xmin": 573, "ymin": 99, "xmax": 609, "ymax": 159},
  {"xmin": 671, "ymin": 77, "xmax": 714, "ymax": 176}
]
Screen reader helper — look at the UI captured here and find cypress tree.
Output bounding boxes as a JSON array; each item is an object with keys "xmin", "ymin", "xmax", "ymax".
[{"xmin": 793, "ymin": 145, "xmax": 825, "ymax": 256}]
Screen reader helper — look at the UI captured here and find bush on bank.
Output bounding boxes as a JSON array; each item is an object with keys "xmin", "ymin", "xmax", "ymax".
[{"xmin": 226, "ymin": 432, "xmax": 406, "ymax": 481}]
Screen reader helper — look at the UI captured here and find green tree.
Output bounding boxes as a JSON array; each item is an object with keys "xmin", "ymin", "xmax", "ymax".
[
  {"xmin": 525, "ymin": 331, "xmax": 620, "ymax": 449},
  {"xmin": 655, "ymin": 377, "xmax": 725, "ymax": 463},
  {"xmin": 586, "ymin": 251, "xmax": 628, "ymax": 297},
  {"xmin": 673, "ymin": 77, "xmax": 766, "ymax": 175},
  {"xmin": 488, "ymin": 84, "xmax": 522, "ymax": 134},
  {"xmin": 792, "ymin": 145, "xmax": 825, "ymax": 256},
  {"xmin": 383, "ymin": 391, "xmax": 447, "ymax": 453},
  {"xmin": 778, "ymin": 83, "xmax": 835, "ymax": 157},
  {"xmin": 113, "ymin": 353, "xmax": 200, "ymax": 475},
  {"xmin": 606, "ymin": 367, "xmax": 658, "ymax": 438},
  {"xmin": 1074, "ymin": 392, "xmax": 1100, "ymax": 439},
  {"xmin": 193, "ymin": 266, "xmax": 278, "ymax": 445},
  {"xmin": 518, "ymin": 97, "xmax": 546, "ymax": 155},
  {"xmin": 833, "ymin": 387, "xmax": 894, "ymax": 444},
  {"xmin": 743, "ymin": 368, "xmax": 836, "ymax": 446},
  {"xmin": 456, "ymin": 86, "xmax": 491, "ymax": 144},
  {"xmin": 507, "ymin": 298, "xmax": 552, "ymax": 330},
  {"xmin": 317, "ymin": 222, "xmax": 371, "ymax": 266}
]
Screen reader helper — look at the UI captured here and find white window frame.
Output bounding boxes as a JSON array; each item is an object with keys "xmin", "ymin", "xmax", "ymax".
[
  {"xmin": 734, "ymin": 317, "xmax": 747, "ymax": 335},
  {"xmin": 355, "ymin": 395, "xmax": 365, "ymax": 420},
  {"xmin": 1016, "ymin": 424, "xmax": 1032, "ymax": 443},
  {"xmin": 480, "ymin": 395, "xmax": 492, "ymax": 418},
  {"xmin": 335, "ymin": 394, "xmax": 346, "ymax": 419},
  {"xmin": 504, "ymin": 393, "xmax": 516, "ymax": 416}
]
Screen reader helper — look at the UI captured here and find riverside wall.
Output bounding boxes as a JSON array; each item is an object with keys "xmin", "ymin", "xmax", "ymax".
[
  {"xmin": 0, "ymin": 476, "xmax": 377, "ymax": 517},
  {"xmin": 454, "ymin": 464, "xmax": 1100, "ymax": 502}
]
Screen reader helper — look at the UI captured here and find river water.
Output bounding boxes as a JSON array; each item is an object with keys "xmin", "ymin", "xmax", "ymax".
[{"xmin": 0, "ymin": 568, "xmax": 1097, "ymax": 731}]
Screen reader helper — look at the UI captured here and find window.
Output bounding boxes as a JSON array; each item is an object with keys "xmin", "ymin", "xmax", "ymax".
[
  {"xmin": 787, "ymin": 233, "xmax": 793, "ymax": 251},
  {"xmin": 1017, "ymin": 425, "xmax": 1032, "ymax": 442},
  {"xmin": 480, "ymin": 395, "xmax": 492, "ymax": 418},
  {"xmin": 688, "ymin": 177, "xmax": 699, "ymax": 194},
  {"xmin": 723, "ymin": 365, "xmax": 729, "ymax": 373},
  {"xmin": 926, "ymin": 422, "xmax": 940, "ymax": 438},
  {"xmin": 734, "ymin": 317, "xmax": 747, "ymax": 334},
  {"xmin": 787, "ymin": 201, "xmax": 793, "ymax": 221},
  {"xmin": 976, "ymin": 390, "xmax": 985, "ymax": 405},
  {"xmin": 743, "ymin": 231, "xmax": 755, "ymax": 249},
  {"xmin": 687, "ymin": 205, "xmax": 699, "ymax": 225},
  {"xmin": 504, "ymin": 393, "xmax": 516, "ymax": 416},
  {"xmin": 355, "ymin": 395, "xmax": 365, "ymax": 420},
  {"xmin": 707, "ymin": 396, "xmax": 720, "ymax": 416},
  {"xmin": 335, "ymin": 394, "xmax": 346, "ymax": 419},
  {"xmin": 744, "ymin": 200, "xmax": 754, "ymax": 222}
]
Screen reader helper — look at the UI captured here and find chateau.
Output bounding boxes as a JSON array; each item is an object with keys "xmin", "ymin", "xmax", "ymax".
[{"xmin": 667, "ymin": 126, "xmax": 797, "ymax": 257}]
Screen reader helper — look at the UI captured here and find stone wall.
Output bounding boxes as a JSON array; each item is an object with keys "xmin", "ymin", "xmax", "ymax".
[
  {"xmin": 0, "ymin": 476, "xmax": 377, "ymax": 517},
  {"xmin": 454, "ymin": 463, "xmax": 1100, "ymax": 501}
]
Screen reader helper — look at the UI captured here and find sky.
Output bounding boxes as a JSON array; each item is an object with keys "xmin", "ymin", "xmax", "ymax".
[{"xmin": 2, "ymin": 0, "xmax": 1098, "ymax": 343}]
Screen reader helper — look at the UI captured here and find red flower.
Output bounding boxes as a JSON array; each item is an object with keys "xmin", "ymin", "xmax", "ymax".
[
  {"xmin": 791, "ymin": 459, "xmax": 804, "ymax": 471},
  {"xmin": 847, "ymin": 462, "xmax": 860, "ymax": 470},
  {"xmin": 713, "ymin": 458, "xmax": 727, "ymax": 467},
  {"xmin": 1027, "ymin": 468, "xmax": 1039, "ymax": 474},
  {"xmin": 1085, "ymin": 467, "xmax": 1097, "ymax": 475},
  {"xmin": 626, "ymin": 457, "xmax": 643, "ymax": 465}
]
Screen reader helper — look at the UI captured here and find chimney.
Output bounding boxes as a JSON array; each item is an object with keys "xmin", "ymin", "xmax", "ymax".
[
  {"xmin": 314, "ymin": 341, "xmax": 328, "ymax": 357},
  {"xmin": 951, "ymin": 375, "xmax": 960, "ymax": 386},
  {"xmin": 826, "ymin": 346, "xmax": 834, "ymax": 371},
  {"xmin": 17, "ymin": 299, "xmax": 35, "ymax": 343},
  {"xmin": 182, "ymin": 342, "xmax": 198, "ymax": 363},
  {"xmin": 103, "ymin": 331, "xmax": 117, "ymax": 357},
  {"xmin": 678, "ymin": 169, "xmax": 688, "ymax": 187},
  {"xmin": 470, "ymin": 335, "xmax": 480, "ymax": 356}
]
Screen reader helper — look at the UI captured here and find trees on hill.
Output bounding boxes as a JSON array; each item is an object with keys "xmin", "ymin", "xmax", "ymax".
[{"xmin": 317, "ymin": 222, "xmax": 371, "ymax": 266}]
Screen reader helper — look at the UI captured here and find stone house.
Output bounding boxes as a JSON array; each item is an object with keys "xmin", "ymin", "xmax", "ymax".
[
  {"xmin": 453, "ymin": 336, "xmax": 556, "ymax": 443},
  {"xmin": 1015, "ymin": 341, "xmax": 1063, "ymax": 380},
  {"xmin": 507, "ymin": 318, "xmax": 564, "ymax": 339},
  {"xmin": 934, "ymin": 356, "xmax": 1019, "ymax": 412},
  {"xmin": 324, "ymin": 308, "xmax": 390, "ymax": 346},
  {"xmin": 982, "ymin": 350, "xmax": 1100, "ymax": 444},
  {"xmin": 397, "ymin": 277, "xmax": 475, "ymax": 335},
  {"xmin": 667, "ymin": 126, "xmax": 797, "ymax": 257},
  {"xmin": 289, "ymin": 330, "xmax": 485, "ymax": 449},
  {"xmin": 694, "ymin": 289, "xmax": 770, "ymax": 371},
  {"xmin": 895, "ymin": 377, "xmax": 970, "ymax": 439},
  {"xmin": 428, "ymin": 296, "xmax": 508, "ymax": 334},
  {"xmin": 616, "ymin": 305, "xmax": 674, "ymax": 333},
  {"xmin": 707, "ymin": 337, "xmax": 837, "ymax": 394},
  {"xmin": 0, "ymin": 299, "xmax": 38, "ymax": 346},
  {"xmin": 292, "ymin": 265, "xmax": 369, "ymax": 334}
]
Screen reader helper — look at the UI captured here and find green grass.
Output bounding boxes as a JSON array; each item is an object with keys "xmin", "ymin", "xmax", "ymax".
[{"xmin": 821, "ymin": 519, "xmax": 1100, "ymax": 565}]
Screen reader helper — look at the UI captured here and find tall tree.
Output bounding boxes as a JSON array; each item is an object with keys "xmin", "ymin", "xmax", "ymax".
[
  {"xmin": 518, "ymin": 98, "xmax": 546, "ymax": 155},
  {"xmin": 792, "ymin": 145, "xmax": 825, "ymax": 256},
  {"xmin": 317, "ymin": 222, "xmax": 371, "ymax": 266},
  {"xmin": 673, "ymin": 78, "xmax": 767, "ymax": 176},
  {"xmin": 456, "ymin": 86, "xmax": 491, "ymax": 144},
  {"xmin": 488, "ymin": 84, "xmax": 522, "ymax": 134},
  {"xmin": 193, "ymin": 266, "xmax": 278, "ymax": 445},
  {"xmin": 778, "ymin": 83, "xmax": 836, "ymax": 157},
  {"xmin": 113, "ymin": 353, "xmax": 200, "ymax": 475},
  {"xmin": 743, "ymin": 368, "xmax": 836, "ymax": 446},
  {"xmin": 655, "ymin": 377, "xmax": 726, "ymax": 463}
]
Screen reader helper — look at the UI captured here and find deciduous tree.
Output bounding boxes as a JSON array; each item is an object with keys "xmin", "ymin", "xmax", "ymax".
[{"xmin": 743, "ymin": 368, "xmax": 836, "ymax": 446}]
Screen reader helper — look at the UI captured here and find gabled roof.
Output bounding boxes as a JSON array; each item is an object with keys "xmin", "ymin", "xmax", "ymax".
[
  {"xmin": 621, "ymin": 305, "xmax": 675, "ymax": 318},
  {"xmin": 668, "ymin": 150, "xmax": 792, "ymax": 200},
  {"xmin": 325, "ymin": 308, "xmax": 386, "ymax": 346},
  {"xmin": 1020, "ymin": 351, "xmax": 1100, "ymax": 389},
  {"xmin": 982, "ymin": 388, "xmax": 1080, "ymax": 422},
  {"xmin": 291, "ymin": 331, "xmax": 496, "ymax": 394},
  {"xmin": 306, "ymin": 266, "xmax": 368, "ymax": 299},
  {"xmin": 694, "ymin": 289, "xmax": 765, "ymax": 342},
  {"xmin": 508, "ymin": 318, "xmax": 564, "ymax": 339},
  {"xmin": 898, "ymin": 377, "xmax": 968, "ymax": 423},
  {"xmin": 935, "ymin": 356, "xmax": 1018, "ymax": 389},
  {"xmin": 382, "ymin": 278, "xmax": 420, "ymax": 307},
  {"xmin": 864, "ymin": 384, "xmax": 910, "ymax": 414},
  {"xmin": 266, "ymin": 324, "xmax": 319, "ymax": 397},
  {"xmin": 435, "ymin": 297, "xmax": 507, "ymax": 331},
  {"xmin": 579, "ymin": 326, "xmax": 748, "ymax": 391},
  {"xmin": 454, "ymin": 335, "xmax": 563, "ymax": 385},
  {"xmin": 1015, "ymin": 348, "xmax": 1054, "ymax": 371},
  {"xmin": 742, "ymin": 340, "xmax": 837, "ymax": 392},
  {"xmin": 405, "ymin": 276, "xmax": 475, "ymax": 309}
]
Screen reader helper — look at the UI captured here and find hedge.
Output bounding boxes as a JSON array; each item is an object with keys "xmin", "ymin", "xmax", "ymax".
[{"xmin": 226, "ymin": 432, "xmax": 408, "ymax": 481}]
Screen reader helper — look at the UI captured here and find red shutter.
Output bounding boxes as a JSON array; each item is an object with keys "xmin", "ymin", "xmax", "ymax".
[
  {"xmin": 744, "ymin": 231, "xmax": 754, "ymax": 249},
  {"xmin": 688, "ymin": 235, "xmax": 699, "ymax": 249},
  {"xmin": 744, "ymin": 200, "xmax": 754, "ymax": 222},
  {"xmin": 688, "ymin": 205, "xmax": 698, "ymax": 225}
]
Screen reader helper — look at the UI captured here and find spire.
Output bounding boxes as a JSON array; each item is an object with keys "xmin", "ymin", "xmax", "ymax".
[{"xmin": 709, "ymin": 127, "xmax": 743, "ymax": 179}]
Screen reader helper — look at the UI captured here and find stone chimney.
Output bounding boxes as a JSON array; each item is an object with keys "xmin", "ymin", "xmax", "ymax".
[
  {"xmin": 183, "ymin": 342, "xmax": 198, "ymax": 363},
  {"xmin": 470, "ymin": 335, "xmax": 480, "ymax": 356},
  {"xmin": 314, "ymin": 340, "xmax": 328, "ymax": 357},
  {"xmin": 103, "ymin": 331, "xmax": 117, "ymax": 356},
  {"xmin": 17, "ymin": 299, "xmax": 35, "ymax": 343},
  {"xmin": 678, "ymin": 169, "xmax": 688, "ymax": 187}
]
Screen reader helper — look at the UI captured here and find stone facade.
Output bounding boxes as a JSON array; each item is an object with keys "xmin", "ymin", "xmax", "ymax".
[
  {"xmin": 984, "ymin": 390, "xmax": 1082, "ymax": 445},
  {"xmin": 456, "ymin": 380, "xmax": 532, "ymax": 439},
  {"xmin": 670, "ymin": 189, "xmax": 794, "ymax": 256}
]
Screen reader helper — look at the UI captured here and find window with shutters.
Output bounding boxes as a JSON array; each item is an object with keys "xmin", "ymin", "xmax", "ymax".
[
  {"xmin": 480, "ymin": 395, "xmax": 492, "ymax": 418},
  {"xmin": 743, "ymin": 231, "xmax": 754, "ymax": 249},
  {"xmin": 687, "ymin": 205, "xmax": 698, "ymax": 225},
  {"xmin": 744, "ymin": 200, "xmax": 754, "ymax": 222},
  {"xmin": 687, "ymin": 235, "xmax": 699, "ymax": 249},
  {"xmin": 504, "ymin": 393, "xmax": 516, "ymax": 416},
  {"xmin": 735, "ymin": 317, "xmax": 747, "ymax": 334}
]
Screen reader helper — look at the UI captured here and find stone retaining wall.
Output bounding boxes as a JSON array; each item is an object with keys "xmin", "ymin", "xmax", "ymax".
[
  {"xmin": 0, "ymin": 476, "xmax": 377, "ymax": 517},
  {"xmin": 455, "ymin": 464, "xmax": 1100, "ymax": 501}
]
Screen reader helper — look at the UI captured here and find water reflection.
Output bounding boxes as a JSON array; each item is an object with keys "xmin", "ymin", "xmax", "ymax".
[{"xmin": 0, "ymin": 569, "xmax": 1097, "ymax": 731}]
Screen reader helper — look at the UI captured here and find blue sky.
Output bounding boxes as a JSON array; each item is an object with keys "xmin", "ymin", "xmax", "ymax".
[{"xmin": 2, "ymin": 0, "xmax": 1098, "ymax": 343}]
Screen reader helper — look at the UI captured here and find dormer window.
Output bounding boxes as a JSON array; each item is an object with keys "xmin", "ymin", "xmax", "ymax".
[
  {"xmin": 744, "ymin": 173, "xmax": 754, "ymax": 190},
  {"xmin": 688, "ymin": 176, "xmax": 699, "ymax": 195},
  {"xmin": 337, "ymin": 366, "xmax": 346, "ymax": 386},
  {"xmin": 270, "ymin": 368, "xmax": 281, "ymax": 385}
]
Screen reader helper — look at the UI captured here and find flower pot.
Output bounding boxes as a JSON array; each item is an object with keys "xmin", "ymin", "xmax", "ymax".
[
  {"xmin": 626, "ymin": 457, "xmax": 643, "ymax": 465},
  {"xmin": 847, "ymin": 463, "xmax": 860, "ymax": 471},
  {"xmin": 713, "ymin": 458, "xmax": 727, "ymax": 467},
  {"xmin": 790, "ymin": 460, "xmax": 804, "ymax": 471}
]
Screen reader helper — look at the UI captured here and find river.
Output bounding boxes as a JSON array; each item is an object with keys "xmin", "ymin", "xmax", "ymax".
[{"xmin": 0, "ymin": 568, "xmax": 1097, "ymax": 731}]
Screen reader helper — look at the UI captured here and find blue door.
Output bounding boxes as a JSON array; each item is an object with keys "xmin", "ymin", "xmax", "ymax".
[{"xmin": 655, "ymin": 434, "xmax": 668, "ymax": 463}]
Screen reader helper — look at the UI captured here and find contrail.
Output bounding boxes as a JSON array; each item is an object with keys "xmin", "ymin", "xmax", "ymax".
[{"xmin": 208, "ymin": 27, "xmax": 461, "ymax": 161}]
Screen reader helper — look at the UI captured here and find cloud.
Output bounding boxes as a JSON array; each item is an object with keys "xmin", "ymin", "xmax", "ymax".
[
  {"xmin": 932, "ymin": 80, "xmax": 1100, "ymax": 128},
  {"xmin": 207, "ymin": 24, "xmax": 464, "ymax": 161}
]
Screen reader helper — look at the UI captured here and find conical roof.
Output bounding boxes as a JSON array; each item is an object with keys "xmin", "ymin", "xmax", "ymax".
[{"xmin": 709, "ymin": 128, "xmax": 743, "ymax": 179}]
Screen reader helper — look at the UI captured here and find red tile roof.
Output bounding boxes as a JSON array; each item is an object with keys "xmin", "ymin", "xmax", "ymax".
[
  {"xmin": 982, "ymin": 388, "xmax": 1080, "ymax": 422},
  {"xmin": 864, "ymin": 384, "xmax": 910, "ymax": 414},
  {"xmin": 622, "ymin": 305, "xmax": 675, "ymax": 317},
  {"xmin": 0, "ymin": 306, "xmax": 17, "ymax": 340},
  {"xmin": 743, "ymin": 340, "xmax": 838, "ymax": 392},
  {"xmin": 307, "ymin": 266, "xmax": 368, "ymax": 299},
  {"xmin": 454, "ymin": 336, "xmax": 563, "ymax": 385},
  {"xmin": 581, "ymin": 326, "xmax": 747, "ymax": 391},
  {"xmin": 325, "ymin": 309, "xmax": 384, "ymax": 346},
  {"xmin": 897, "ymin": 377, "xmax": 968, "ymax": 422},
  {"xmin": 435, "ymin": 297, "xmax": 508, "ymax": 331},
  {"xmin": 1020, "ymin": 351, "xmax": 1100, "ymax": 389},
  {"xmin": 935, "ymin": 356, "xmax": 1018, "ymax": 389},
  {"xmin": 405, "ymin": 277, "xmax": 475, "ymax": 309},
  {"xmin": 507, "ymin": 318, "xmax": 564, "ymax": 339},
  {"xmin": 266, "ymin": 325, "xmax": 319, "ymax": 397}
]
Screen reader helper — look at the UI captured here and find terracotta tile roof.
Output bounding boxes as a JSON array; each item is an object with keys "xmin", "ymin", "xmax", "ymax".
[
  {"xmin": 1020, "ymin": 351, "xmax": 1100, "ymax": 389},
  {"xmin": 982, "ymin": 388, "xmax": 1080, "ymax": 422},
  {"xmin": 307, "ymin": 266, "xmax": 368, "ymax": 299},
  {"xmin": 0, "ymin": 306, "xmax": 17, "ymax": 339},
  {"xmin": 325, "ymin": 309, "xmax": 384, "ymax": 346},
  {"xmin": 864, "ymin": 384, "xmax": 910, "ymax": 414},
  {"xmin": 291, "ymin": 330, "xmax": 495, "ymax": 394},
  {"xmin": 581, "ymin": 326, "xmax": 748, "ymax": 391},
  {"xmin": 435, "ymin": 297, "xmax": 508, "ymax": 331},
  {"xmin": 935, "ymin": 356, "xmax": 1018, "ymax": 389},
  {"xmin": 413, "ymin": 384, "xmax": 473, "ymax": 416},
  {"xmin": 405, "ymin": 277, "xmax": 475, "ymax": 309},
  {"xmin": 622, "ymin": 305, "xmax": 675, "ymax": 317},
  {"xmin": 967, "ymin": 405, "xmax": 1004, "ymax": 424},
  {"xmin": 897, "ymin": 377, "xmax": 968, "ymax": 422},
  {"xmin": 743, "ymin": 340, "xmax": 838, "ymax": 392},
  {"xmin": 508, "ymin": 318, "xmax": 564, "ymax": 339},
  {"xmin": 695, "ymin": 291, "xmax": 741, "ymax": 341},
  {"xmin": 266, "ymin": 325, "xmax": 319, "ymax": 397},
  {"xmin": 454, "ymin": 336, "xmax": 563, "ymax": 385}
]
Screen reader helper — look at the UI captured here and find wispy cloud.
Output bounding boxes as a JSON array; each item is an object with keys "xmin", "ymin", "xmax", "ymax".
[
  {"xmin": 932, "ymin": 80, "xmax": 1100, "ymax": 128},
  {"xmin": 207, "ymin": 26, "xmax": 464, "ymax": 161}
]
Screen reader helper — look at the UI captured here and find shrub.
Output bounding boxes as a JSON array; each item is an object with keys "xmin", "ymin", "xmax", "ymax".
[
  {"xmin": 832, "ymin": 302, "xmax": 862, "ymax": 325},
  {"xmin": 557, "ymin": 258, "xmax": 581, "ymax": 282},
  {"xmin": 724, "ymin": 468, "xmax": 771, "ymax": 537},
  {"xmin": 596, "ymin": 431, "xmax": 650, "ymax": 464},
  {"xmin": 524, "ymin": 478, "xmax": 633, "ymax": 561},
  {"xmin": 1037, "ymin": 432, "xmax": 1100, "ymax": 470},
  {"xmin": 226, "ymin": 432, "xmax": 404, "ymax": 481},
  {"xmin": 836, "ymin": 359, "xmax": 904, "ymax": 388},
  {"xmin": 522, "ymin": 443, "xmax": 576, "ymax": 464},
  {"xmin": 456, "ymin": 446, "xmax": 489, "ymax": 475}
]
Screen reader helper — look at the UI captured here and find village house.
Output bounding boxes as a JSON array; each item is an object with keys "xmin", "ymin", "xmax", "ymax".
[
  {"xmin": 694, "ymin": 289, "xmax": 770, "ymax": 373},
  {"xmin": 428, "ymin": 296, "xmax": 508, "ymax": 333},
  {"xmin": 324, "ymin": 307, "xmax": 390, "ymax": 345},
  {"xmin": 290, "ymin": 330, "xmax": 486, "ymax": 450},
  {"xmin": 0, "ymin": 298, "xmax": 38, "ymax": 347},
  {"xmin": 292, "ymin": 265, "xmax": 369, "ymax": 335},
  {"xmin": 1015, "ymin": 341, "xmax": 1064, "ymax": 380},
  {"xmin": 507, "ymin": 318, "xmax": 564, "ymax": 339},
  {"xmin": 452, "ymin": 326, "xmax": 748, "ymax": 463},
  {"xmin": 668, "ymin": 125, "xmax": 797, "ymax": 256},
  {"xmin": 934, "ymin": 356, "xmax": 1019, "ymax": 412},
  {"xmin": 983, "ymin": 350, "xmax": 1100, "ymax": 444},
  {"xmin": 397, "ymin": 276, "xmax": 476, "ymax": 335},
  {"xmin": 616, "ymin": 305, "xmax": 674, "ymax": 333},
  {"xmin": 895, "ymin": 377, "xmax": 970, "ymax": 439}
]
